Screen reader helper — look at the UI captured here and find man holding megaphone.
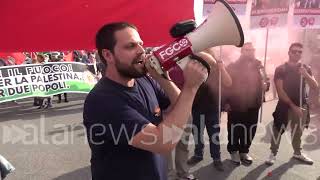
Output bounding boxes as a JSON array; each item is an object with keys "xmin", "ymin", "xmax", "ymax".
[
  {"xmin": 148, "ymin": 0, "xmax": 244, "ymax": 76},
  {"xmin": 83, "ymin": 0, "xmax": 244, "ymax": 179},
  {"xmin": 83, "ymin": 22, "xmax": 211, "ymax": 180}
]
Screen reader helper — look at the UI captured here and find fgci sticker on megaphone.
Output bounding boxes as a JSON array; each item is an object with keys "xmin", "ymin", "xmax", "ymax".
[
  {"xmin": 153, "ymin": 37, "xmax": 193, "ymax": 71},
  {"xmin": 149, "ymin": 0, "xmax": 244, "ymax": 75}
]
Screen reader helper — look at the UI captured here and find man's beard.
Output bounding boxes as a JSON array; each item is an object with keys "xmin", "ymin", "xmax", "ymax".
[
  {"xmin": 114, "ymin": 55, "xmax": 147, "ymax": 78},
  {"xmin": 240, "ymin": 54, "xmax": 255, "ymax": 61},
  {"xmin": 289, "ymin": 56, "xmax": 300, "ymax": 63}
]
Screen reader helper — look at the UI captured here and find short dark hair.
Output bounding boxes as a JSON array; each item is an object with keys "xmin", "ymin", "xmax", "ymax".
[
  {"xmin": 0, "ymin": 58, "xmax": 7, "ymax": 66},
  {"xmin": 289, "ymin": 42, "xmax": 303, "ymax": 51},
  {"xmin": 95, "ymin": 22, "xmax": 137, "ymax": 67},
  {"xmin": 37, "ymin": 53, "xmax": 45, "ymax": 60}
]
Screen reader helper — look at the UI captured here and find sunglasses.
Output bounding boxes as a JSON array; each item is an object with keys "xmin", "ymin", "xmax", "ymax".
[{"xmin": 290, "ymin": 50, "xmax": 302, "ymax": 54}]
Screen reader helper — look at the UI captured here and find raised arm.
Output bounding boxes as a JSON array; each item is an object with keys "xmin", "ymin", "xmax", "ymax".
[{"xmin": 131, "ymin": 52, "xmax": 210, "ymax": 154}]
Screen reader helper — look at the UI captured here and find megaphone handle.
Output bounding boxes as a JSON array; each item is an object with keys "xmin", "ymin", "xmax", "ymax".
[
  {"xmin": 148, "ymin": 55, "xmax": 173, "ymax": 80},
  {"xmin": 149, "ymin": 56, "xmax": 165, "ymax": 75}
]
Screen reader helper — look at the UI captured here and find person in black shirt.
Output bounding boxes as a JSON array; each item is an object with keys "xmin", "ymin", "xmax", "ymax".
[
  {"xmin": 0, "ymin": 59, "xmax": 6, "ymax": 67},
  {"xmin": 225, "ymin": 42, "xmax": 269, "ymax": 165},
  {"xmin": 265, "ymin": 42, "xmax": 319, "ymax": 165},
  {"xmin": 83, "ymin": 22, "xmax": 209, "ymax": 180},
  {"xmin": 187, "ymin": 49, "xmax": 232, "ymax": 171}
]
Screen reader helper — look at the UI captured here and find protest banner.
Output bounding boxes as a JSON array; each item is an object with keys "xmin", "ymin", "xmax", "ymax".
[
  {"xmin": 203, "ymin": 0, "xmax": 248, "ymax": 16},
  {"xmin": 293, "ymin": 0, "xmax": 320, "ymax": 28},
  {"xmin": 0, "ymin": 62, "xmax": 97, "ymax": 103},
  {"xmin": 250, "ymin": 0, "xmax": 290, "ymax": 28}
]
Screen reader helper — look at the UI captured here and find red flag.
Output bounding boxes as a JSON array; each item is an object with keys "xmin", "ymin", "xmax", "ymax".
[
  {"xmin": 0, "ymin": 0, "xmax": 194, "ymax": 52},
  {"xmin": 0, "ymin": 52, "xmax": 26, "ymax": 65},
  {"xmin": 63, "ymin": 51, "xmax": 74, "ymax": 62}
]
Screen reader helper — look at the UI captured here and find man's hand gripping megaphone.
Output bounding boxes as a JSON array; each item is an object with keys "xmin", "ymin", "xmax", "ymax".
[
  {"xmin": 144, "ymin": 0, "xmax": 245, "ymax": 80},
  {"xmin": 146, "ymin": 20, "xmax": 211, "ymax": 81}
]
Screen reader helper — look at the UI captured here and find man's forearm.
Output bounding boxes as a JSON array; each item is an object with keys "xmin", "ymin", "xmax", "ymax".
[
  {"xmin": 132, "ymin": 52, "xmax": 209, "ymax": 154},
  {"xmin": 131, "ymin": 86, "xmax": 197, "ymax": 154},
  {"xmin": 276, "ymin": 80, "xmax": 296, "ymax": 108},
  {"xmin": 278, "ymin": 90, "xmax": 295, "ymax": 107},
  {"xmin": 161, "ymin": 86, "xmax": 196, "ymax": 127},
  {"xmin": 157, "ymin": 86, "xmax": 197, "ymax": 147},
  {"xmin": 155, "ymin": 76, "xmax": 180, "ymax": 104},
  {"xmin": 305, "ymin": 74, "xmax": 319, "ymax": 90}
]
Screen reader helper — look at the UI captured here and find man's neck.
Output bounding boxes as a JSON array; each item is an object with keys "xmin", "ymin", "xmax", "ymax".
[
  {"xmin": 105, "ymin": 69, "xmax": 135, "ymax": 87},
  {"xmin": 287, "ymin": 59, "xmax": 299, "ymax": 66},
  {"xmin": 239, "ymin": 56, "xmax": 255, "ymax": 63}
]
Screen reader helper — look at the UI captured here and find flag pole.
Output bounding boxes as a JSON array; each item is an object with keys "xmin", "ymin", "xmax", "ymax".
[
  {"xmin": 300, "ymin": 29, "xmax": 307, "ymax": 109},
  {"xmin": 218, "ymin": 46, "xmax": 222, "ymax": 123},
  {"xmin": 260, "ymin": 27, "xmax": 270, "ymax": 123}
]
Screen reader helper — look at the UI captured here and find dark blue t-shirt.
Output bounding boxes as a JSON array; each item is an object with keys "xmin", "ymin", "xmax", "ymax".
[{"xmin": 83, "ymin": 76, "xmax": 170, "ymax": 180}]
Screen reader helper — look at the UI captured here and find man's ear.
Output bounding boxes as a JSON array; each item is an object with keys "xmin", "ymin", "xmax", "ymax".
[{"xmin": 102, "ymin": 49, "xmax": 113, "ymax": 64}]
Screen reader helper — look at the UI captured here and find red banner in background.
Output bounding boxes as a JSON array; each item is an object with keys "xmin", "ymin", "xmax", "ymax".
[
  {"xmin": 0, "ymin": 0, "xmax": 194, "ymax": 52},
  {"xmin": 0, "ymin": 52, "xmax": 26, "ymax": 65}
]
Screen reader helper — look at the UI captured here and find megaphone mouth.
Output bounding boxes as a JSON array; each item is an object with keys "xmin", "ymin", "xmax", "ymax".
[{"xmin": 215, "ymin": 0, "xmax": 245, "ymax": 47}]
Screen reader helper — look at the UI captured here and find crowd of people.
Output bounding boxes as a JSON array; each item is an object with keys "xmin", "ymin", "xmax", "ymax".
[
  {"xmin": 31, "ymin": 52, "xmax": 71, "ymax": 109},
  {"xmin": 83, "ymin": 22, "xmax": 319, "ymax": 180},
  {"xmin": 0, "ymin": 50, "xmax": 104, "ymax": 179},
  {"xmin": 0, "ymin": 22, "xmax": 319, "ymax": 180},
  {"xmin": 0, "ymin": 50, "xmax": 99, "ymax": 67},
  {"xmin": 0, "ymin": 50, "xmax": 104, "ymax": 110}
]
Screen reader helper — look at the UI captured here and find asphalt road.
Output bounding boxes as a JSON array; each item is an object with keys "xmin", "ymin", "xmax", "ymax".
[{"xmin": 0, "ymin": 94, "xmax": 319, "ymax": 180}]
